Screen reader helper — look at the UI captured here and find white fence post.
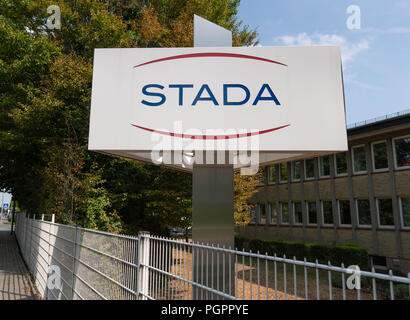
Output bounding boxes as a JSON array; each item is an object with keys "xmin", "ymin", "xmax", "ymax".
[
  {"xmin": 45, "ymin": 218, "xmax": 53, "ymax": 300},
  {"xmin": 138, "ymin": 232, "xmax": 150, "ymax": 300},
  {"xmin": 72, "ymin": 225, "xmax": 79, "ymax": 300},
  {"xmin": 28, "ymin": 214, "xmax": 33, "ymax": 272}
]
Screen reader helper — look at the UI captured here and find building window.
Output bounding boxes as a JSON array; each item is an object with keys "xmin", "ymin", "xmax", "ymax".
[
  {"xmin": 279, "ymin": 163, "xmax": 287, "ymax": 183},
  {"xmin": 400, "ymin": 197, "xmax": 410, "ymax": 228},
  {"xmin": 281, "ymin": 202, "xmax": 289, "ymax": 224},
  {"xmin": 294, "ymin": 202, "xmax": 303, "ymax": 224},
  {"xmin": 352, "ymin": 145, "xmax": 367, "ymax": 174},
  {"xmin": 305, "ymin": 158, "xmax": 315, "ymax": 180},
  {"xmin": 258, "ymin": 167, "xmax": 266, "ymax": 185},
  {"xmin": 268, "ymin": 165, "xmax": 276, "ymax": 184},
  {"xmin": 371, "ymin": 141, "xmax": 388, "ymax": 171},
  {"xmin": 322, "ymin": 201, "xmax": 333, "ymax": 225},
  {"xmin": 335, "ymin": 152, "xmax": 348, "ymax": 176},
  {"xmin": 339, "ymin": 200, "xmax": 351, "ymax": 225},
  {"xmin": 249, "ymin": 207, "xmax": 256, "ymax": 224},
  {"xmin": 259, "ymin": 204, "xmax": 266, "ymax": 224},
  {"xmin": 377, "ymin": 198, "xmax": 394, "ymax": 227},
  {"xmin": 292, "ymin": 161, "xmax": 301, "ymax": 181},
  {"xmin": 393, "ymin": 136, "xmax": 410, "ymax": 169},
  {"xmin": 307, "ymin": 202, "xmax": 317, "ymax": 224},
  {"xmin": 371, "ymin": 255, "xmax": 388, "ymax": 270},
  {"xmin": 269, "ymin": 203, "xmax": 278, "ymax": 224},
  {"xmin": 319, "ymin": 156, "xmax": 330, "ymax": 177},
  {"xmin": 357, "ymin": 199, "xmax": 371, "ymax": 226}
]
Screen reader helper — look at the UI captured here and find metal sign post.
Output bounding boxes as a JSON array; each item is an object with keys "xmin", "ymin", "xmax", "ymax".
[{"xmin": 191, "ymin": 15, "xmax": 235, "ymax": 298}]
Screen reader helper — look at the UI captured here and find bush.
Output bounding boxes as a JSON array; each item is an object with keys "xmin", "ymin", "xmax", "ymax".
[
  {"xmin": 307, "ymin": 243, "xmax": 333, "ymax": 263},
  {"xmin": 234, "ymin": 236, "xmax": 246, "ymax": 251},
  {"xmin": 235, "ymin": 236, "xmax": 369, "ymax": 270},
  {"xmin": 331, "ymin": 244, "xmax": 368, "ymax": 269}
]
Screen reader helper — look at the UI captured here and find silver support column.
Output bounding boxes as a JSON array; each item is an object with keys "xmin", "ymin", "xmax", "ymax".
[
  {"xmin": 192, "ymin": 15, "xmax": 234, "ymax": 299},
  {"xmin": 192, "ymin": 165, "xmax": 234, "ymax": 247}
]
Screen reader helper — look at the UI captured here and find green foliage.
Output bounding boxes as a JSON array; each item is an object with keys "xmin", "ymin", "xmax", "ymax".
[
  {"xmin": 0, "ymin": 0, "xmax": 258, "ymax": 235},
  {"xmin": 235, "ymin": 236, "xmax": 369, "ymax": 269}
]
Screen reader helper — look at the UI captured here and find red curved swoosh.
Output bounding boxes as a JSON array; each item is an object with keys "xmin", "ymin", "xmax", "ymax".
[
  {"xmin": 133, "ymin": 52, "xmax": 288, "ymax": 68},
  {"xmin": 131, "ymin": 124, "xmax": 290, "ymax": 140}
]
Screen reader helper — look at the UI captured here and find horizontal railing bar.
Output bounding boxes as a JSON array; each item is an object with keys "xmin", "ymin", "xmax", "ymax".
[
  {"xmin": 29, "ymin": 254, "xmax": 48, "ymax": 279},
  {"xmin": 47, "ymin": 288, "xmax": 58, "ymax": 300},
  {"xmin": 32, "ymin": 224, "xmax": 139, "ymax": 267},
  {"xmin": 143, "ymin": 264, "xmax": 239, "ymax": 300},
  {"xmin": 31, "ymin": 224, "xmax": 76, "ymax": 245},
  {"xmin": 72, "ymin": 287, "xmax": 85, "ymax": 300},
  {"xmin": 76, "ymin": 242, "xmax": 138, "ymax": 268},
  {"xmin": 29, "ymin": 243, "xmax": 49, "ymax": 265},
  {"xmin": 76, "ymin": 226, "xmax": 139, "ymax": 241},
  {"xmin": 73, "ymin": 273, "xmax": 108, "ymax": 300},
  {"xmin": 138, "ymin": 292, "xmax": 155, "ymax": 300},
  {"xmin": 29, "ymin": 258, "xmax": 70, "ymax": 302},
  {"xmin": 46, "ymin": 243, "xmax": 76, "ymax": 265},
  {"xmin": 30, "ymin": 218, "xmax": 76, "ymax": 229},
  {"xmin": 144, "ymin": 235, "xmax": 410, "ymax": 285},
  {"xmin": 76, "ymin": 258, "xmax": 136, "ymax": 296},
  {"xmin": 31, "ymin": 266, "xmax": 47, "ymax": 293},
  {"xmin": 44, "ymin": 262, "xmax": 74, "ymax": 291}
]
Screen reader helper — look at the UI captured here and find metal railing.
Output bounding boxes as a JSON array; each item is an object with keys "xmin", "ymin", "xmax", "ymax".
[
  {"xmin": 15, "ymin": 213, "xmax": 410, "ymax": 300},
  {"xmin": 15, "ymin": 213, "xmax": 139, "ymax": 300},
  {"xmin": 139, "ymin": 234, "xmax": 410, "ymax": 301},
  {"xmin": 347, "ymin": 108, "xmax": 410, "ymax": 129}
]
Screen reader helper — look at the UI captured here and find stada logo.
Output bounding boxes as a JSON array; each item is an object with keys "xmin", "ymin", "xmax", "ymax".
[
  {"xmin": 130, "ymin": 49, "xmax": 291, "ymax": 141},
  {"xmin": 134, "ymin": 52, "xmax": 287, "ymax": 108}
]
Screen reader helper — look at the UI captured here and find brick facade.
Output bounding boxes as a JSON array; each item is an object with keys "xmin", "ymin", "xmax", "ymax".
[{"xmin": 240, "ymin": 113, "xmax": 410, "ymax": 274}]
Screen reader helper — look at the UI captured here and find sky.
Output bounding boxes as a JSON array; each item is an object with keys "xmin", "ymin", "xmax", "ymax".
[{"xmin": 237, "ymin": 0, "xmax": 410, "ymax": 125}]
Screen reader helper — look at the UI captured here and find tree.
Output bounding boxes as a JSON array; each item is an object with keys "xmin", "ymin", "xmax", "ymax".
[
  {"xmin": 234, "ymin": 171, "xmax": 261, "ymax": 226},
  {"xmin": 0, "ymin": 0, "xmax": 259, "ymax": 234}
]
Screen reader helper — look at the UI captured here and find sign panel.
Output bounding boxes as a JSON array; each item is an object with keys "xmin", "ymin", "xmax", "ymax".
[{"xmin": 89, "ymin": 46, "xmax": 347, "ymax": 167}]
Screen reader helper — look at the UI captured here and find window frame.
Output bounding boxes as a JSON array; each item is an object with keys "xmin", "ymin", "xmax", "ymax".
[
  {"xmin": 376, "ymin": 198, "xmax": 395, "ymax": 228},
  {"xmin": 392, "ymin": 135, "xmax": 410, "ymax": 170},
  {"xmin": 356, "ymin": 199, "xmax": 372, "ymax": 227},
  {"xmin": 280, "ymin": 202, "xmax": 289, "ymax": 225},
  {"xmin": 334, "ymin": 152, "xmax": 348, "ymax": 177},
  {"xmin": 291, "ymin": 161, "xmax": 301, "ymax": 182},
  {"xmin": 371, "ymin": 140, "xmax": 389, "ymax": 172},
  {"xmin": 268, "ymin": 165, "xmax": 277, "ymax": 185},
  {"xmin": 249, "ymin": 207, "xmax": 257, "ymax": 225},
  {"xmin": 321, "ymin": 200, "xmax": 334, "ymax": 226},
  {"xmin": 352, "ymin": 144, "xmax": 367, "ymax": 174},
  {"xmin": 399, "ymin": 197, "xmax": 410, "ymax": 229},
  {"xmin": 338, "ymin": 200, "xmax": 352, "ymax": 226},
  {"xmin": 258, "ymin": 203, "xmax": 267, "ymax": 225},
  {"xmin": 269, "ymin": 202, "xmax": 278, "ymax": 225},
  {"xmin": 306, "ymin": 202, "xmax": 317, "ymax": 225},
  {"xmin": 293, "ymin": 202, "xmax": 303, "ymax": 225},
  {"xmin": 319, "ymin": 155, "xmax": 331, "ymax": 178},
  {"xmin": 258, "ymin": 167, "xmax": 266, "ymax": 186},
  {"xmin": 279, "ymin": 163, "xmax": 288, "ymax": 184},
  {"xmin": 304, "ymin": 158, "xmax": 315, "ymax": 181}
]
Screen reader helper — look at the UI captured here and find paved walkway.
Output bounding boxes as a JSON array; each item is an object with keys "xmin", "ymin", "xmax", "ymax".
[{"xmin": 0, "ymin": 223, "xmax": 37, "ymax": 300}]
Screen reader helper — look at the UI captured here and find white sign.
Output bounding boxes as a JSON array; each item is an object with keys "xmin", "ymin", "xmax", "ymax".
[{"xmin": 89, "ymin": 46, "xmax": 347, "ymax": 167}]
